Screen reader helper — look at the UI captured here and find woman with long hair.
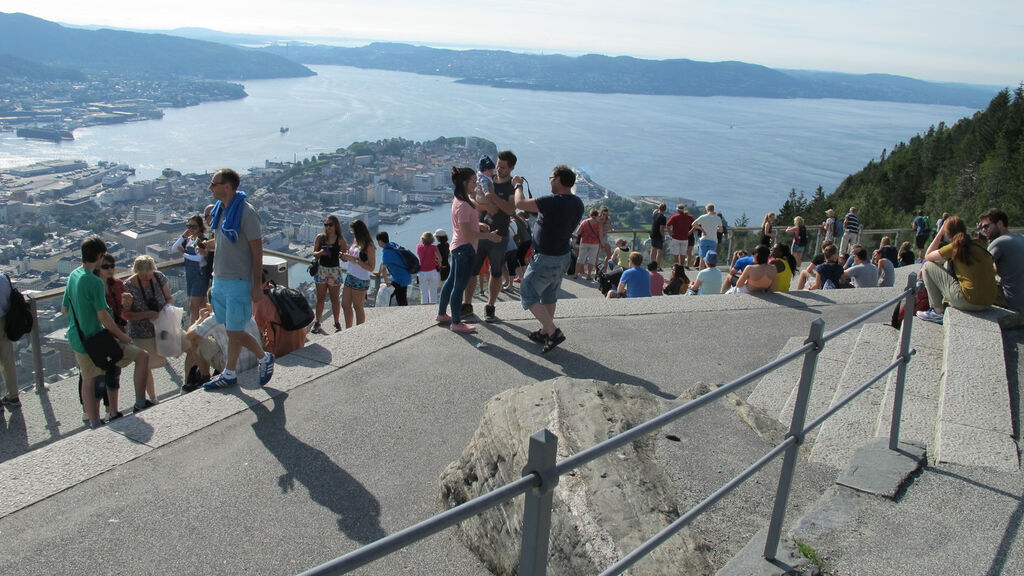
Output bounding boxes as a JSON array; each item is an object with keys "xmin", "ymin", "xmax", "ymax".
[
  {"xmin": 759, "ymin": 212, "xmax": 776, "ymax": 247},
  {"xmin": 573, "ymin": 208, "xmax": 602, "ymax": 281},
  {"xmin": 597, "ymin": 205, "xmax": 613, "ymax": 260},
  {"xmin": 735, "ymin": 244, "xmax": 777, "ymax": 293},
  {"xmin": 437, "ymin": 166, "xmax": 501, "ymax": 333},
  {"xmin": 770, "ymin": 243, "xmax": 797, "ymax": 292},
  {"xmin": 171, "ymin": 214, "xmax": 211, "ymax": 324},
  {"xmin": 785, "ymin": 216, "xmax": 807, "ymax": 267},
  {"xmin": 340, "ymin": 219, "xmax": 375, "ymax": 328},
  {"xmin": 89, "ymin": 254, "xmax": 127, "ymax": 421},
  {"xmin": 312, "ymin": 214, "xmax": 349, "ymax": 333},
  {"xmin": 811, "ymin": 244, "xmax": 845, "ymax": 289},
  {"xmin": 917, "ymin": 215, "xmax": 996, "ymax": 323}
]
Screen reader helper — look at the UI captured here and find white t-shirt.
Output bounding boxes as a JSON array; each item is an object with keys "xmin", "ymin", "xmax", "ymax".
[{"xmin": 693, "ymin": 213, "xmax": 722, "ymax": 240}]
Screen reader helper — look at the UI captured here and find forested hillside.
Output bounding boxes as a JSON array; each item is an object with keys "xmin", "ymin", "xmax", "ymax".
[{"xmin": 779, "ymin": 86, "xmax": 1024, "ymax": 229}]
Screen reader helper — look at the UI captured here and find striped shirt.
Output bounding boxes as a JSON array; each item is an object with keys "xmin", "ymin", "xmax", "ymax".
[{"xmin": 843, "ymin": 212, "xmax": 860, "ymax": 234}]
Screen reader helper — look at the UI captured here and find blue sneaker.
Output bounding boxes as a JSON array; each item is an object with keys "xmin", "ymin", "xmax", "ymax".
[
  {"xmin": 203, "ymin": 373, "xmax": 238, "ymax": 391},
  {"xmin": 258, "ymin": 353, "xmax": 275, "ymax": 386},
  {"xmin": 915, "ymin": 308, "xmax": 944, "ymax": 324}
]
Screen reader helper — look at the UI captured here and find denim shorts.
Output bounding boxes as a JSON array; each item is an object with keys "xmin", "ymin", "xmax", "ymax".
[
  {"xmin": 521, "ymin": 252, "xmax": 571, "ymax": 308},
  {"xmin": 210, "ymin": 279, "xmax": 253, "ymax": 332}
]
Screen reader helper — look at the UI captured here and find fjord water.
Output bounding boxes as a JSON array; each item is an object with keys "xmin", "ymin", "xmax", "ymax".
[{"xmin": 0, "ymin": 65, "xmax": 977, "ymax": 220}]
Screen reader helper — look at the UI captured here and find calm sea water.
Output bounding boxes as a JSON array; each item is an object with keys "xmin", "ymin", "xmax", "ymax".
[{"xmin": 0, "ymin": 65, "xmax": 977, "ymax": 229}]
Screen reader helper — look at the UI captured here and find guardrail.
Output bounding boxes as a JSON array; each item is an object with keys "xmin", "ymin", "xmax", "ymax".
[{"xmin": 298, "ymin": 274, "xmax": 921, "ymax": 575}]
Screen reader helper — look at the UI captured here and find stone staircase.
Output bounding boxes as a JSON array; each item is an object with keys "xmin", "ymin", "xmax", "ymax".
[{"xmin": 746, "ymin": 308, "xmax": 1020, "ymax": 472}]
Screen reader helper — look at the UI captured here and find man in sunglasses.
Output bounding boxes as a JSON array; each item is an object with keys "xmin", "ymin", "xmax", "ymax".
[{"xmin": 978, "ymin": 208, "xmax": 1024, "ymax": 314}]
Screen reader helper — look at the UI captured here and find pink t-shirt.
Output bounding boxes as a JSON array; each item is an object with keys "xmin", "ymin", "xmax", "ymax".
[
  {"xmin": 417, "ymin": 243, "xmax": 439, "ymax": 272},
  {"xmin": 450, "ymin": 198, "xmax": 479, "ymax": 251},
  {"xmin": 649, "ymin": 270, "xmax": 665, "ymax": 296}
]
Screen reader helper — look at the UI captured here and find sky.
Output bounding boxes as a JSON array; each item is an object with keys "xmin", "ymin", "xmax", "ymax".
[{"xmin": 5, "ymin": 1, "xmax": 1022, "ymax": 86}]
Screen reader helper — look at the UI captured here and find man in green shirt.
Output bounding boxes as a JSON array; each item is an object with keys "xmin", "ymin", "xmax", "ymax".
[{"xmin": 63, "ymin": 236, "xmax": 150, "ymax": 428}]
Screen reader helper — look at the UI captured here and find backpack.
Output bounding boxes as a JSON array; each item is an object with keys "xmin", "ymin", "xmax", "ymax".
[
  {"xmin": 388, "ymin": 245, "xmax": 421, "ymax": 274},
  {"xmin": 922, "ymin": 215, "xmax": 932, "ymax": 234},
  {"xmin": 3, "ymin": 274, "xmax": 33, "ymax": 341},
  {"xmin": 513, "ymin": 215, "xmax": 531, "ymax": 245},
  {"xmin": 834, "ymin": 218, "xmax": 844, "ymax": 238},
  {"xmin": 264, "ymin": 283, "xmax": 314, "ymax": 331}
]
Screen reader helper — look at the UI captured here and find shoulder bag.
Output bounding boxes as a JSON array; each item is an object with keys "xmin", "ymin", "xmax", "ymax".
[{"xmin": 68, "ymin": 296, "xmax": 123, "ymax": 371}]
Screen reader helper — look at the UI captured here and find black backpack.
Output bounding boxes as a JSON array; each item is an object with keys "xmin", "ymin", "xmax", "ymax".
[
  {"xmin": 513, "ymin": 215, "xmax": 532, "ymax": 245},
  {"xmin": 389, "ymin": 245, "xmax": 421, "ymax": 274},
  {"xmin": 264, "ymin": 283, "xmax": 314, "ymax": 331},
  {"xmin": 4, "ymin": 274, "xmax": 33, "ymax": 341}
]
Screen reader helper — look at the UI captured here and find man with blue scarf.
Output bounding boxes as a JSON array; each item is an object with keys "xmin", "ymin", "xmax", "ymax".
[{"xmin": 202, "ymin": 168, "xmax": 275, "ymax": 390}]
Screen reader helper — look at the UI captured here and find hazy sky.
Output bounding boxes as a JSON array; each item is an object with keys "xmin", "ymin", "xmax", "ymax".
[{"xmin": 6, "ymin": 1, "xmax": 1021, "ymax": 86}]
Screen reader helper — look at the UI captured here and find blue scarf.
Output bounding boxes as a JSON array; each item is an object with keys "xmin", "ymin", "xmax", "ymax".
[{"xmin": 209, "ymin": 190, "xmax": 247, "ymax": 243}]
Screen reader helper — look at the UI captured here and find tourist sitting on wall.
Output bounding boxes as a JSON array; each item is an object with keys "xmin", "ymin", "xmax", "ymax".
[
  {"xmin": 916, "ymin": 216, "xmax": 996, "ymax": 324},
  {"xmin": 841, "ymin": 247, "xmax": 879, "ymax": 288},
  {"xmin": 687, "ymin": 252, "xmax": 720, "ymax": 295},
  {"xmin": 730, "ymin": 244, "xmax": 776, "ymax": 294},
  {"xmin": 873, "ymin": 249, "xmax": 896, "ymax": 287},
  {"xmin": 607, "ymin": 252, "xmax": 652, "ymax": 298}
]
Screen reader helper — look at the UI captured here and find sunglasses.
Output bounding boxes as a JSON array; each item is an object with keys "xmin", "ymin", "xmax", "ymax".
[
  {"xmin": 324, "ymin": 222, "xmax": 334, "ymax": 227},
  {"xmin": 100, "ymin": 264, "xmax": 115, "ymax": 270}
]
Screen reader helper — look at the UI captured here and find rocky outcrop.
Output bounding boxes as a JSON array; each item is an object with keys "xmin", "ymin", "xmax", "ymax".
[{"xmin": 439, "ymin": 377, "xmax": 714, "ymax": 576}]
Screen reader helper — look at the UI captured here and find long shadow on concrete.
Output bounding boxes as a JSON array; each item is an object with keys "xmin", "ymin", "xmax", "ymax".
[
  {"xmin": 248, "ymin": 391, "xmax": 387, "ymax": 544},
  {"xmin": 480, "ymin": 321, "xmax": 677, "ymax": 400}
]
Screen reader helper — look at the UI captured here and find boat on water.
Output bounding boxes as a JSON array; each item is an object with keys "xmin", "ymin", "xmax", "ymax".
[
  {"xmin": 101, "ymin": 172, "xmax": 129, "ymax": 187},
  {"xmin": 16, "ymin": 127, "xmax": 75, "ymax": 142},
  {"xmin": 280, "ymin": 126, "xmax": 289, "ymax": 133}
]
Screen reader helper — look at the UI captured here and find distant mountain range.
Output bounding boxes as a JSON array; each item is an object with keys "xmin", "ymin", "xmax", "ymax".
[
  {"xmin": 0, "ymin": 12, "xmax": 313, "ymax": 80},
  {"xmin": 261, "ymin": 42, "xmax": 996, "ymax": 108}
]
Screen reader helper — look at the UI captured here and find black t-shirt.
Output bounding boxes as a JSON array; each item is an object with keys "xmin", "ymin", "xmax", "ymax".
[
  {"xmin": 651, "ymin": 212, "xmax": 667, "ymax": 239},
  {"xmin": 481, "ymin": 179, "xmax": 515, "ymax": 236},
  {"xmin": 533, "ymin": 194, "xmax": 585, "ymax": 256}
]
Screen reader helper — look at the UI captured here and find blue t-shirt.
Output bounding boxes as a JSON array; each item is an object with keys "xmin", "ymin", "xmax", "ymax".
[
  {"xmin": 381, "ymin": 242, "xmax": 412, "ymax": 286},
  {"xmin": 620, "ymin": 266, "xmax": 652, "ymax": 298},
  {"xmin": 532, "ymin": 193, "xmax": 585, "ymax": 256},
  {"xmin": 733, "ymin": 256, "xmax": 755, "ymax": 272}
]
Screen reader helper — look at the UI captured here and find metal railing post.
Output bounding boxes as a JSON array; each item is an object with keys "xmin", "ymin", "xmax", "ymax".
[
  {"xmin": 889, "ymin": 273, "xmax": 918, "ymax": 450},
  {"xmin": 519, "ymin": 429, "xmax": 559, "ymax": 576},
  {"xmin": 764, "ymin": 318, "xmax": 825, "ymax": 560},
  {"xmin": 28, "ymin": 295, "xmax": 45, "ymax": 390}
]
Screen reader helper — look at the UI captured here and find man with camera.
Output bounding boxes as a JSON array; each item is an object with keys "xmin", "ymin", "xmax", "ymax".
[
  {"xmin": 201, "ymin": 169, "xmax": 275, "ymax": 390},
  {"xmin": 63, "ymin": 236, "xmax": 151, "ymax": 428}
]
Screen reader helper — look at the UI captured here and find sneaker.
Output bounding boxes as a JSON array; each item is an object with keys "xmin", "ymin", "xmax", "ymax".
[
  {"xmin": 334, "ymin": 321, "xmax": 342, "ymax": 332},
  {"xmin": 461, "ymin": 303, "xmax": 475, "ymax": 317},
  {"xmin": 484, "ymin": 304, "xmax": 497, "ymax": 322},
  {"xmin": 259, "ymin": 353, "xmax": 275, "ymax": 386},
  {"xmin": 916, "ymin": 308, "xmax": 944, "ymax": 324},
  {"xmin": 450, "ymin": 322, "xmax": 477, "ymax": 333},
  {"xmin": 311, "ymin": 322, "xmax": 323, "ymax": 334},
  {"xmin": 513, "ymin": 278, "xmax": 521, "ymax": 283},
  {"xmin": 133, "ymin": 399, "xmax": 157, "ymax": 413},
  {"xmin": 435, "ymin": 314, "xmax": 452, "ymax": 324},
  {"xmin": 2, "ymin": 395, "xmax": 21, "ymax": 409},
  {"xmin": 203, "ymin": 373, "xmax": 238, "ymax": 391}
]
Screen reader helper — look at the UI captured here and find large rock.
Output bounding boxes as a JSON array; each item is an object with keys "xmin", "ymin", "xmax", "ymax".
[{"xmin": 439, "ymin": 377, "xmax": 714, "ymax": 575}]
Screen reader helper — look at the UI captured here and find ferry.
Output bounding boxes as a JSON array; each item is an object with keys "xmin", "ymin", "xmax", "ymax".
[
  {"xmin": 101, "ymin": 172, "xmax": 129, "ymax": 187},
  {"xmin": 16, "ymin": 127, "xmax": 75, "ymax": 142}
]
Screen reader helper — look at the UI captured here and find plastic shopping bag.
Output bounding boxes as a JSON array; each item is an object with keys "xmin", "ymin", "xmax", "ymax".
[{"xmin": 154, "ymin": 304, "xmax": 185, "ymax": 358}]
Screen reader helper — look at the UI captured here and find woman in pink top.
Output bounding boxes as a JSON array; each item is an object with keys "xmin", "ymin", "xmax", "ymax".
[
  {"xmin": 573, "ymin": 208, "xmax": 603, "ymax": 281},
  {"xmin": 417, "ymin": 231, "xmax": 442, "ymax": 304},
  {"xmin": 436, "ymin": 167, "xmax": 502, "ymax": 333}
]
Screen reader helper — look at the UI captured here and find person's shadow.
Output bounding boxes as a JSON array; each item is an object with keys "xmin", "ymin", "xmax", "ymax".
[{"xmin": 249, "ymin": 392, "xmax": 386, "ymax": 543}]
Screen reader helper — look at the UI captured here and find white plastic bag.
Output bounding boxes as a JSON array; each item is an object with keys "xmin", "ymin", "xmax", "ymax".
[
  {"xmin": 154, "ymin": 304, "xmax": 185, "ymax": 358},
  {"xmin": 375, "ymin": 284, "xmax": 394, "ymax": 308}
]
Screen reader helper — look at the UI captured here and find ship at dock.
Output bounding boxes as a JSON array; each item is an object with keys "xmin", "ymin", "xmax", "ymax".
[{"xmin": 15, "ymin": 127, "xmax": 75, "ymax": 142}]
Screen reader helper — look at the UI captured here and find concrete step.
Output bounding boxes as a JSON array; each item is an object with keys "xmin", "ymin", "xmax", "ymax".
[
  {"xmin": 746, "ymin": 336, "xmax": 806, "ymax": 418},
  {"xmin": 810, "ymin": 323, "xmax": 900, "ymax": 469},
  {"xmin": 778, "ymin": 330, "xmax": 860, "ymax": 445},
  {"xmin": 875, "ymin": 318, "xmax": 945, "ymax": 455},
  {"xmin": 933, "ymin": 308, "xmax": 1020, "ymax": 471}
]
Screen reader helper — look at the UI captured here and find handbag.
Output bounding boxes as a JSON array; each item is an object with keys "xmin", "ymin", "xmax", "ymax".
[
  {"xmin": 68, "ymin": 297, "xmax": 124, "ymax": 371},
  {"xmin": 307, "ymin": 257, "xmax": 319, "ymax": 277}
]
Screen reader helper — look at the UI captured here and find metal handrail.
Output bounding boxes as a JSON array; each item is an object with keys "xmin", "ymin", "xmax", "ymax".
[{"xmin": 298, "ymin": 273, "xmax": 921, "ymax": 575}]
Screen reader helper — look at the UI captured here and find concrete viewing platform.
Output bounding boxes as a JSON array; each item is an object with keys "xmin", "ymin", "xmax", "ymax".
[{"xmin": 0, "ymin": 272, "xmax": 1021, "ymax": 576}]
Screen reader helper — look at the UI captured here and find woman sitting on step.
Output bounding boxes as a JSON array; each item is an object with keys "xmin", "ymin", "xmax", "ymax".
[{"xmin": 916, "ymin": 215, "xmax": 996, "ymax": 324}]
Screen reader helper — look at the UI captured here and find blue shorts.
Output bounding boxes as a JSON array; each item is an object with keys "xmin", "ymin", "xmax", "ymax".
[
  {"xmin": 521, "ymin": 252, "xmax": 571, "ymax": 309},
  {"xmin": 344, "ymin": 274, "xmax": 370, "ymax": 291},
  {"xmin": 210, "ymin": 279, "xmax": 253, "ymax": 332},
  {"xmin": 698, "ymin": 238, "xmax": 717, "ymax": 260}
]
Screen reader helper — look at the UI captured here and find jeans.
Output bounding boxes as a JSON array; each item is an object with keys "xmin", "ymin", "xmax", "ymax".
[
  {"xmin": 521, "ymin": 252, "xmax": 572, "ymax": 308},
  {"xmin": 439, "ymin": 244, "xmax": 475, "ymax": 325}
]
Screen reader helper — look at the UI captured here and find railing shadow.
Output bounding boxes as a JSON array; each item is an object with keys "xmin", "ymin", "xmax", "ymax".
[
  {"xmin": 481, "ymin": 321, "xmax": 677, "ymax": 400},
  {"xmin": 248, "ymin": 390, "xmax": 386, "ymax": 544}
]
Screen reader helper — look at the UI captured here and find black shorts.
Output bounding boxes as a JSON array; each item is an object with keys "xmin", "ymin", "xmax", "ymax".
[
  {"xmin": 915, "ymin": 235, "xmax": 927, "ymax": 249},
  {"xmin": 471, "ymin": 236, "xmax": 509, "ymax": 277},
  {"xmin": 650, "ymin": 236, "xmax": 665, "ymax": 250}
]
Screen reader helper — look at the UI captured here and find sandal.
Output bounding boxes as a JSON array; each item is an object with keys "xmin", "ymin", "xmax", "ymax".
[
  {"xmin": 528, "ymin": 329, "xmax": 546, "ymax": 343},
  {"xmin": 541, "ymin": 329, "xmax": 566, "ymax": 354}
]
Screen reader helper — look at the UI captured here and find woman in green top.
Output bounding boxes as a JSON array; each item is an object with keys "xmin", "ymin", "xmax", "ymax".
[{"xmin": 916, "ymin": 215, "xmax": 995, "ymax": 324}]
